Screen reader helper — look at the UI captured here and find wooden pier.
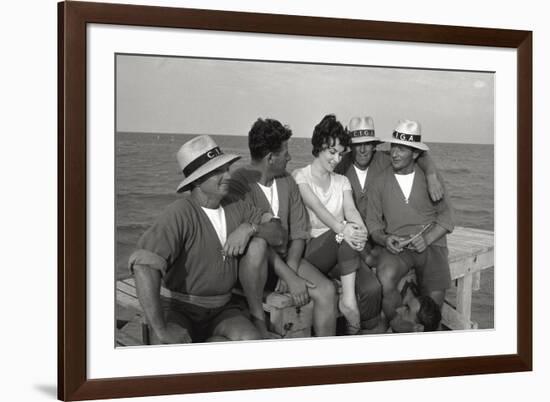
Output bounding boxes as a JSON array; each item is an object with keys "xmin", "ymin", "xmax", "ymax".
[
  {"xmin": 116, "ymin": 226, "xmax": 494, "ymax": 345},
  {"xmin": 442, "ymin": 226, "xmax": 494, "ymax": 330}
]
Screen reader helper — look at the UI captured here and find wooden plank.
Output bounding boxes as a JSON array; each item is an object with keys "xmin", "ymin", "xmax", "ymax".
[
  {"xmin": 270, "ymin": 302, "xmax": 313, "ymax": 338},
  {"xmin": 116, "ymin": 278, "xmax": 141, "ymax": 310},
  {"xmin": 449, "ymin": 249, "xmax": 494, "ymax": 279},
  {"xmin": 442, "ymin": 302, "xmax": 478, "ymax": 330},
  {"xmin": 456, "ymin": 274, "xmax": 474, "ymax": 326},
  {"xmin": 116, "ymin": 321, "xmax": 144, "ymax": 347},
  {"xmin": 265, "ymin": 292, "xmax": 295, "ymax": 310},
  {"xmin": 472, "ymin": 271, "xmax": 481, "ymax": 291},
  {"xmin": 447, "ymin": 227, "xmax": 494, "ymax": 263},
  {"xmin": 116, "ymin": 331, "xmax": 142, "ymax": 347}
]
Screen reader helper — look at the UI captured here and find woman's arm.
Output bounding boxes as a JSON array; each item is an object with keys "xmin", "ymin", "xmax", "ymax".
[
  {"xmin": 342, "ymin": 190, "xmax": 368, "ymax": 249},
  {"xmin": 342, "ymin": 190, "xmax": 367, "ymax": 231}
]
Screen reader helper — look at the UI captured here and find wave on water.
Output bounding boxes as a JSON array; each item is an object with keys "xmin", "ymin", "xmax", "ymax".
[
  {"xmin": 442, "ymin": 167, "xmax": 471, "ymax": 174},
  {"xmin": 117, "ymin": 191, "xmax": 178, "ymax": 201},
  {"xmin": 117, "ymin": 222, "xmax": 151, "ymax": 231},
  {"xmin": 453, "ymin": 208, "xmax": 491, "ymax": 218}
]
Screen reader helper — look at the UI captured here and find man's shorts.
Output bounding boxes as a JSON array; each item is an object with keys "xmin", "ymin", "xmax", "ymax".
[
  {"xmin": 159, "ymin": 296, "xmax": 249, "ymax": 343},
  {"xmin": 378, "ymin": 245, "xmax": 451, "ymax": 293}
]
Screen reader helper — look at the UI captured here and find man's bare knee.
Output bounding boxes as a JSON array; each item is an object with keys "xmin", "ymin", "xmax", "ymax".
[
  {"xmin": 240, "ymin": 238, "xmax": 268, "ymax": 275},
  {"xmin": 234, "ymin": 327, "xmax": 262, "ymax": 341},
  {"xmin": 244, "ymin": 237, "xmax": 267, "ymax": 261},
  {"xmin": 311, "ymin": 279, "xmax": 337, "ymax": 305},
  {"xmin": 376, "ymin": 263, "xmax": 401, "ymax": 290},
  {"xmin": 429, "ymin": 290, "xmax": 446, "ymax": 307}
]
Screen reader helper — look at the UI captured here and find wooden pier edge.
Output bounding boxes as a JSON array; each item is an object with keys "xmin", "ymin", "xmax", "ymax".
[{"xmin": 116, "ymin": 226, "xmax": 494, "ymax": 344}]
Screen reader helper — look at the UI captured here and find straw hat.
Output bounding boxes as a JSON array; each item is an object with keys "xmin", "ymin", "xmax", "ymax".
[
  {"xmin": 347, "ymin": 116, "xmax": 381, "ymax": 144},
  {"xmin": 385, "ymin": 120, "xmax": 429, "ymax": 151},
  {"xmin": 176, "ymin": 135, "xmax": 241, "ymax": 193}
]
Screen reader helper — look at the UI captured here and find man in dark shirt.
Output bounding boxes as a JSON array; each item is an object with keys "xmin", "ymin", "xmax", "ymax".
[
  {"xmin": 366, "ymin": 120, "xmax": 454, "ymax": 327},
  {"xmin": 334, "ymin": 116, "xmax": 445, "ymax": 331},
  {"xmin": 229, "ymin": 118, "xmax": 338, "ymax": 337},
  {"xmin": 129, "ymin": 135, "xmax": 284, "ymax": 343}
]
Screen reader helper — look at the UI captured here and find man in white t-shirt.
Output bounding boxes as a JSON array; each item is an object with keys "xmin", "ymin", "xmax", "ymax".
[
  {"xmin": 228, "ymin": 118, "xmax": 338, "ymax": 337},
  {"xmin": 129, "ymin": 135, "xmax": 285, "ymax": 343},
  {"xmin": 366, "ymin": 120, "xmax": 455, "ymax": 330},
  {"xmin": 335, "ymin": 116, "xmax": 445, "ymax": 331}
]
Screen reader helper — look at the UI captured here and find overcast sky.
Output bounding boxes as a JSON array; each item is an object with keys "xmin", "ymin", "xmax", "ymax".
[{"xmin": 116, "ymin": 54, "xmax": 494, "ymax": 144}]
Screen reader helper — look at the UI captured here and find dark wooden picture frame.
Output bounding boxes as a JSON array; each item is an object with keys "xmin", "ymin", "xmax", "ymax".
[{"xmin": 58, "ymin": 1, "xmax": 532, "ymax": 400}]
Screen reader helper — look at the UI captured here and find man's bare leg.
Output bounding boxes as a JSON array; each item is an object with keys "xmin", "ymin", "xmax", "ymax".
[
  {"xmin": 428, "ymin": 289, "xmax": 446, "ymax": 307},
  {"xmin": 376, "ymin": 252, "xmax": 410, "ymax": 322},
  {"xmin": 238, "ymin": 237, "xmax": 270, "ymax": 338},
  {"xmin": 339, "ymin": 272, "xmax": 361, "ymax": 334},
  {"xmin": 211, "ymin": 315, "xmax": 262, "ymax": 342},
  {"xmin": 296, "ymin": 259, "xmax": 337, "ymax": 337}
]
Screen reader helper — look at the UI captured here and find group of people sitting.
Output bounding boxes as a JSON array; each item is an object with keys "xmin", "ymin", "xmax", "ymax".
[{"xmin": 128, "ymin": 114, "xmax": 454, "ymax": 344}]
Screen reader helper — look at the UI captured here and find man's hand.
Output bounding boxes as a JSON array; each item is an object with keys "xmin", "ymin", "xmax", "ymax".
[
  {"xmin": 285, "ymin": 276, "xmax": 316, "ymax": 307},
  {"xmin": 155, "ymin": 322, "xmax": 192, "ymax": 344},
  {"xmin": 350, "ymin": 241, "xmax": 365, "ymax": 251},
  {"xmin": 427, "ymin": 173, "xmax": 444, "ymax": 202},
  {"xmin": 275, "ymin": 279, "xmax": 289, "ymax": 294},
  {"xmin": 261, "ymin": 219, "xmax": 287, "ymax": 247},
  {"xmin": 223, "ymin": 223, "xmax": 253, "ymax": 257},
  {"xmin": 385, "ymin": 234, "xmax": 405, "ymax": 254},
  {"xmin": 408, "ymin": 234, "xmax": 428, "ymax": 253}
]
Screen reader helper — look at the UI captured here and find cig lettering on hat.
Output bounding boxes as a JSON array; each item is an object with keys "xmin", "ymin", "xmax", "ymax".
[
  {"xmin": 176, "ymin": 135, "xmax": 241, "ymax": 193},
  {"xmin": 347, "ymin": 116, "xmax": 381, "ymax": 144}
]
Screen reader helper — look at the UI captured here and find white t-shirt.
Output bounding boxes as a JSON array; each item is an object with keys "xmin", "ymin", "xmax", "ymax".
[
  {"xmin": 293, "ymin": 165, "xmax": 352, "ymax": 238},
  {"xmin": 353, "ymin": 164, "xmax": 368, "ymax": 190},
  {"xmin": 394, "ymin": 171, "xmax": 415, "ymax": 204},
  {"xmin": 257, "ymin": 180, "xmax": 279, "ymax": 217},
  {"xmin": 201, "ymin": 206, "xmax": 227, "ymax": 245}
]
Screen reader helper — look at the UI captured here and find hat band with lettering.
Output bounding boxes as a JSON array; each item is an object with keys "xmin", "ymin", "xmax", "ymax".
[
  {"xmin": 350, "ymin": 129, "xmax": 375, "ymax": 138},
  {"xmin": 392, "ymin": 131, "xmax": 422, "ymax": 143},
  {"xmin": 182, "ymin": 146, "xmax": 223, "ymax": 177}
]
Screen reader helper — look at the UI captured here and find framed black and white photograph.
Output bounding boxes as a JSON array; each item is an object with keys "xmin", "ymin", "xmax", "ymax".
[{"xmin": 58, "ymin": 1, "xmax": 532, "ymax": 400}]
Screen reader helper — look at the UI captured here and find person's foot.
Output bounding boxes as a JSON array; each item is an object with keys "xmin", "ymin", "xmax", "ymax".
[
  {"xmin": 338, "ymin": 298, "xmax": 361, "ymax": 335},
  {"xmin": 251, "ymin": 315, "xmax": 279, "ymax": 339}
]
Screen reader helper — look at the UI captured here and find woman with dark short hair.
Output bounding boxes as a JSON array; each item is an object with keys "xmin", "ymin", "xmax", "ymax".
[{"xmin": 293, "ymin": 114, "xmax": 369, "ymax": 335}]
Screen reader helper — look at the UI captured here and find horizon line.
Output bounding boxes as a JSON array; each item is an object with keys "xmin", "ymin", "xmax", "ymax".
[{"xmin": 116, "ymin": 130, "xmax": 495, "ymax": 146}]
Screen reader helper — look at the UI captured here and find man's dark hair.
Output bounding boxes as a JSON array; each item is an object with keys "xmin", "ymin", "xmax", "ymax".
[
  {"xmin": 414, "ymin": 150, "xmax": 425, "ymax": 161},
  {"xmin": 311, "ymin": 114, "xmax": 350, "ymax": 157},
  {"xmin": 416, "ymin": 295, "xmax": 442, "ymax": 331},
  {"xmin": 248, "ymin": 118, "xmax": 293, "ymax": 161}
]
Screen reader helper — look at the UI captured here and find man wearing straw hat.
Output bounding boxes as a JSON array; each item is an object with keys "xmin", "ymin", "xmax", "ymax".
[
  {"xmin": 228, "ymin": 118, "xmax": 338, "ymax": 338},
  {"xmin": 366, "ymin": 120, "xmax": 454, "ymax": 330},
  {"xmin": 336, "ymin": 116, "xmax": 444, "ymax": 221},
  {"xmin": 129, "ymin": 135, "xmax": 285, "ymax": 344},
  {"xmin": 334, "ymin": 116, "xmax": 445, "ymax": 332}
]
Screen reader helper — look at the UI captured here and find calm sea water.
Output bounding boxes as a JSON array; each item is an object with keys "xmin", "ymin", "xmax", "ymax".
[{"xmin": 115, "ymin": 132, "xmax": 494, "ymax": 327}]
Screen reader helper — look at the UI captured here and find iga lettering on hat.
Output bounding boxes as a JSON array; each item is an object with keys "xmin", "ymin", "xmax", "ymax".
[{"xmin": 384, "ymin": 119, "xmax": 429, "ymax": 151}]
